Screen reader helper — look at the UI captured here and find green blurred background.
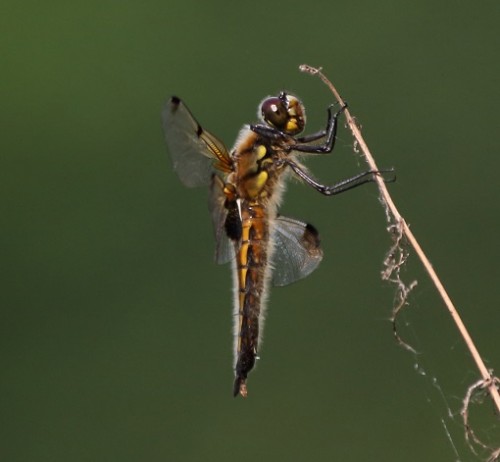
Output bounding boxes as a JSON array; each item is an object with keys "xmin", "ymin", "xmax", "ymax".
[{"xmin": 2, "ymin": 1, "xmax": 499, "ymax": 460}]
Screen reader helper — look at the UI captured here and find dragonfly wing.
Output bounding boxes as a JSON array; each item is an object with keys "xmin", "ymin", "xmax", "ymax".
[
  {"xmin": 209, "ymin": 175, "xmax": 236, "ymax": 264},
  {"xmin": 162, "ymin": 96, "xmax": 231, "ymax": 188},
  {"xmin": 271, "ymin": 216, "xmax": 323, "ymax": 287}
]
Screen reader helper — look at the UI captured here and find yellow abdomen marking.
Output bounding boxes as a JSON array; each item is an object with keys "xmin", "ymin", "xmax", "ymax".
[
  {"xmin": 238, "ymin": 242, "xmax": 248, "ymax": 289},
  {"xmin": 237, "ymin": 218, "xmax": 253, "ymax": 353}
]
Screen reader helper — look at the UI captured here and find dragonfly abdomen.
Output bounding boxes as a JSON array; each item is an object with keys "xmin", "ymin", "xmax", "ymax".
[{"xmin": 233, "ymin": 204, "xmax": 271, "ymax": 397}]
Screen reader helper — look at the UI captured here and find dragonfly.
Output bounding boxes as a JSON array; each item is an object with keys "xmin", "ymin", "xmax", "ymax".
[{"xmin": 162, "ymin": 91, "xmax": 388, "ymax": 398}]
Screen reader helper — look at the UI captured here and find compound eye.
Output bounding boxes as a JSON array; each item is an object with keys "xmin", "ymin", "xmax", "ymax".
[{"xmin": 261, "ymin": 97, "xmax": 288, "ymax": 130}]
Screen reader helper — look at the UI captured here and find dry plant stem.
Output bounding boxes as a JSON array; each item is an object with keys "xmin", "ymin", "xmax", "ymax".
[
  {"xmin": 299, "ymin": 64, "xmax": 500, "ymax": 415},
  {"xmin": 488, "ymin": 447, "xmax": 500, "ymax": 462},
  {"xmin": 461, "ymin": 376, "xmax": 500, "ymax": 455}
]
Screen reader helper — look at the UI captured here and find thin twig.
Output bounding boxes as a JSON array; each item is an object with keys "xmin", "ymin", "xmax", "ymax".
[{"xmin": 299, "ymin": 64, "xmax": 500, "ymax": 417}]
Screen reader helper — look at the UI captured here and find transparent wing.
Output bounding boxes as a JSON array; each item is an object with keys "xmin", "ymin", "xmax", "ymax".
[
  {"xmin": 162, "ymin": 96, "xmax": 232, "ymax": 188},
  {"xmin": 271, "ymin": 216, "xmax": 323, "ymax": 287},
  {"xmin": 209, "ymin": 175, "xmax": 235, "ymax": 264}
]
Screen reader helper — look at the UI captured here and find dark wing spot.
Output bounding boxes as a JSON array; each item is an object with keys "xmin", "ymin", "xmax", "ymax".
[{"xmin": 302, "ymin": 223, "xmax": 321, "ymax": 253}]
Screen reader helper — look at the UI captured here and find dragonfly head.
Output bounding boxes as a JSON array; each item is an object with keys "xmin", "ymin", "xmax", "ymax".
[{"xmin": 259, "ymin": 92, "xmax": 306, "ymax": 136}]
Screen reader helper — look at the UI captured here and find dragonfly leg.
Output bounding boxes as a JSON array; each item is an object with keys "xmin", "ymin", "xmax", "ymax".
[
  {"xmin": 286, "ymin": 159, "xmax": 394, "ymax": 196},
  {"xmin": 291, "ymin": 103, "xmax": 347, "ymax": 154}
]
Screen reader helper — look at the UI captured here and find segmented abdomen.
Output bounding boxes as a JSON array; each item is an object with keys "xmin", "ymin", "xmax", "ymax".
[{"xmin": 233, "ymin": 203, "xmax": 270, "ymax": 397}]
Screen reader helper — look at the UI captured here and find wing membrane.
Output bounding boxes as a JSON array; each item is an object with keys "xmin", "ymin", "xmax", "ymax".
[
  {"xmin": 271, "ymin": 216, "xmax": 323, "ymax": 287},
  {"xmin": 207, "ymin": 197, "xmax": 324, "ymax": 285},
  {"xmin": 209, "ymin": 175, "xmax": 235, "ymax": 264},
  {"xmin": 162, "ymin": 96, "xmax": 231, "ymax": 187}
]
